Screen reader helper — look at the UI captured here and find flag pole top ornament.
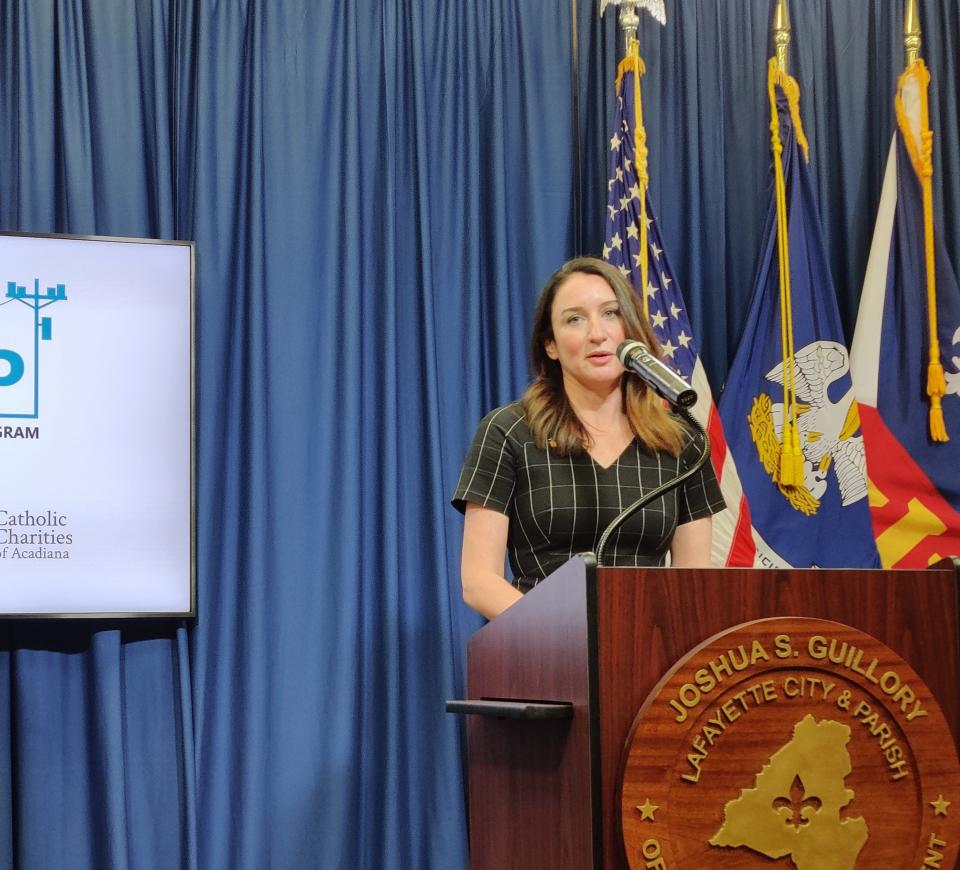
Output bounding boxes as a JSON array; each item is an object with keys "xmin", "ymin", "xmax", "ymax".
[
  {"xmin": 904, "ymin": 0, "xmax": 922, "ymax": 66},
  {"xmin": 600, "ymin": 0, "xmax": 666, "ymax": 56},
  {"xmin": 774, "ymin": 0, "xmax": 791, "ymax": 74}
]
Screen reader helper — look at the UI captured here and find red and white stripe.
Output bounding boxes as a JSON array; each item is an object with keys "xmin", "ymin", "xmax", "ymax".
[{"xmin": 690, "ymin": 360, "xmax": 757, "ymax": 567}]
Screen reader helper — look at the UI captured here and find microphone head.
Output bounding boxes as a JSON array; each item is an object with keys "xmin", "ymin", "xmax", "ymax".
[
  {"xmin": 617, "ymin": 339, "xmax": 698, "ymax": 408},
  {"xmin": 616, "ymin": 339, "xmax": 647, "ymax": 365}
]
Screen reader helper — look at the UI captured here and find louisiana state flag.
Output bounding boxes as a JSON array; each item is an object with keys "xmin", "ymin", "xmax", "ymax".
[
  {"xmin": 850, "ymin": 60, "xmax": 960, "ymax": 567},
  {"xmin": 718, "ymin": 61, "xmax": 880, "ymax": 569}
]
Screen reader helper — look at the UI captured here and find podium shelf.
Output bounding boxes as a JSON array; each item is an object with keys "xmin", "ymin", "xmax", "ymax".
[{"xmin": 445, "ymin": 699, "xmax": 573, "ymax": 719}]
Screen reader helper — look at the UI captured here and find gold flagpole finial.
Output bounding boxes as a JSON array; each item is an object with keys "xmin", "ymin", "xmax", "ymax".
[
  {"xmin": 600, "ymin": 1, "xmax": 666, "ymax": 57},
  {"xmin": 599, "ymin": 0, "xmax": 640, "ymax": 56},
  {"xmin": 904, "ymin": 0, "xmax": 922, "ymax": 66},
  {"xmin": 619, "ymin": 2, "xmax": 641, "ymax": 56},
  {"xmin": 774, "ymin": 0, "xmax": 791, "ymax": 72}
]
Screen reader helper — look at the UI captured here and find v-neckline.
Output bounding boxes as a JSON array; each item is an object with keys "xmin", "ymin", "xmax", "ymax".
[{"xmin": 586, "ymin": 439, "xmax": 634, "ymax": 471}]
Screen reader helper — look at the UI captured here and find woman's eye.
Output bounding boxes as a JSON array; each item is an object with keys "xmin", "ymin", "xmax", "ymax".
[
  {"xmin": 566, "ymin": 314, "xmax": 584, "ymax": 325},
  {"xmin": 603, "ymin": 308, "xmax": 621, "ymax": 319}
]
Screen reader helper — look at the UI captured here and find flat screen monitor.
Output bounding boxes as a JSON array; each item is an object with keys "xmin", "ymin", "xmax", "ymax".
[{"xmin": 0, "ymin": 232, "xmax": 194, "ymax": 617}]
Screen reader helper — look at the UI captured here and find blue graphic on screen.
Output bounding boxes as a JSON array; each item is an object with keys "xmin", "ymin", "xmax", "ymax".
[{"xmin": 0, "ymin": 278, "xmax": 68, "ymax": 418}]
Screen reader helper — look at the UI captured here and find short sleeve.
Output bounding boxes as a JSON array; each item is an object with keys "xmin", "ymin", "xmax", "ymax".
[
  {"xmin": 451, "ymin": 405, "xmax": 523, "ymax": 515},
  {"xmin": 675, "ymin": 426, "xmax": 727, "ymax": 525}
]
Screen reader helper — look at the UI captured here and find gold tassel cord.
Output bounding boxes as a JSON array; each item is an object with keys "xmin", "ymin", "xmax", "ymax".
[
  {"xmin": 767, "ymin": 58, "xmax": 808, "ymax": 486},
  {"xmin": 617, "ymin": 40, "xmax": 650, "ymax": 318},
  {"xmin": 896, "ymin": 59, "xmax": 949, "ymax": 442}
]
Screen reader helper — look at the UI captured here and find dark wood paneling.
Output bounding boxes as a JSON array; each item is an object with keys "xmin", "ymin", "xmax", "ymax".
[
  {"xmin": 465, "ymin": 557, "xmax": 598, "ymax": 869},
  {"xmin": 460, "ymin": 561, "xmax": 959, "ymax": 868},
  {"xmin": 595, "ymin": 566, "xmax": 960, "ymax": 869}
]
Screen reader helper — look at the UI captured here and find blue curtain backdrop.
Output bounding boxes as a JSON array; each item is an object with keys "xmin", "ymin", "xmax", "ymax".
[
  {"xmin": 579, "ymin": 0, "xmax": 960, "ymax": 386},
  {"xmin": 0, "ymin": 2, "xmax": 957, "ymax": 868}
]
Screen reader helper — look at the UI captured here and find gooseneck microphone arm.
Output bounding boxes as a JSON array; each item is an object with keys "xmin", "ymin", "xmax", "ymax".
[{"xmin": 594, "ymin": 407, "xmax": 711, "ymax": 567}]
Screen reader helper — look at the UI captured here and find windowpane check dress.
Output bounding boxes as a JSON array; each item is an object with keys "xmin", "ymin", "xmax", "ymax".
[{"xmin": 452, "ymin": 402, "xmax": 725, "ymax": 592}]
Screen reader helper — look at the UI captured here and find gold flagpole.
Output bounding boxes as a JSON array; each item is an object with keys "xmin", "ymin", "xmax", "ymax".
[
  {"xmin": 904, "ymin": 0, "xmax": 921, "ymax": 66},
  {"xmin": 899, "ymin": 0, "xmax": 949, "ymax": 439},
  {"xmin": 774, "ymin": 0, "xmax": 791, "ymax": 73}
]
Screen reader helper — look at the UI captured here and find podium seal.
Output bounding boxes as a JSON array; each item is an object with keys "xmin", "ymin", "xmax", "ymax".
[{"xmin": 619, "ymin": 617, "xmax": 960, "ymax": 868}]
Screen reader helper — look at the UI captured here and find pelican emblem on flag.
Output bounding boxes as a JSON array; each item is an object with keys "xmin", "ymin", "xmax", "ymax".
[
  {"xmin": 945, "ymin": 324, "xmax": 960, "ymax": 398},
  {"xmin": 748, "ymin": 341, "xmax": 869, "ymax": 516}
]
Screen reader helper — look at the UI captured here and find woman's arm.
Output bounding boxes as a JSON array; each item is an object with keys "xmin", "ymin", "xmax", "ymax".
[
  {"xmin": 670, "ymin": 515, "xmax": 714, "ymax": 568},
  {"xmin": 461, "ymin": 503, "xmax": 523, "ymax": 619}
]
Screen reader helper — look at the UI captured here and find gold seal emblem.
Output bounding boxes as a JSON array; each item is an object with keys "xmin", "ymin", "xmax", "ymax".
[{"xmin": 620, "ymin": 617, "xmax": 960, "ymax": 868}]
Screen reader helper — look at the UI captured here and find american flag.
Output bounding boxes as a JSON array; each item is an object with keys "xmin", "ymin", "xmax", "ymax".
[{"xmin": 602, "ymin": 52, "xmax": 756, "ymax": 566}]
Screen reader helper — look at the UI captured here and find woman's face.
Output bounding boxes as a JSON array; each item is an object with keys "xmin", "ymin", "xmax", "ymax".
[{"xmin": 544, "ymin": 272, "xmax": 626, "ymax": 393}]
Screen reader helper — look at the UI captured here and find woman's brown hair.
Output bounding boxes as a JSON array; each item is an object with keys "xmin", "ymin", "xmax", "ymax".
[{"xmin": 520, "ymin": 257, "xmax": 686, "ymax": 456}]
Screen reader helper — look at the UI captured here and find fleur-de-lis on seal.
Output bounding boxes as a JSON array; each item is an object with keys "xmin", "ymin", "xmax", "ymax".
[{"xmin": 773, "ymin": 775, "xmax": 822, "ymax": 830}]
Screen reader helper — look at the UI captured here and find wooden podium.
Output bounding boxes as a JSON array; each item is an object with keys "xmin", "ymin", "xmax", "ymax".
[{"xmin": 452, "ymin": 557, "xmax": 960, "ymax": 869}]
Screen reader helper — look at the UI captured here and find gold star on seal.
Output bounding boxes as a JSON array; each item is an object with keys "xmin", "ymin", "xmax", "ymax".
[
  {"xmin": 636, "ymin": 799, "xmax": 658, "ymax": 821},
  {"xmin": 931, "ymin": 794, "xmax": 951, "ymax": 816}
]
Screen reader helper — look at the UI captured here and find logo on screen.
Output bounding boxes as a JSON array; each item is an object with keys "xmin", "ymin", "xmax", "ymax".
[{"xmin": 0, "ymin": 279, "xmax": 68, "ymax": 420}]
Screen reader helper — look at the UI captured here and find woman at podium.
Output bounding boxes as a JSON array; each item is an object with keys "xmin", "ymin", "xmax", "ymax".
[{"xmin": 452, "ymin": 257, "xmax": 724, "ymax": 619}]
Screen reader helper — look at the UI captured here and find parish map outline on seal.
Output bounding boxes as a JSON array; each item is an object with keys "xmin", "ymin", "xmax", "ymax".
[{"xmin": 710, "ymin": 714, "xmax": 868, "ymax": 869}]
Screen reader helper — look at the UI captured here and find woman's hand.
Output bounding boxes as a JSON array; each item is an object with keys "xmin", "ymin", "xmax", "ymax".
[{"xmin": 461, "ymin": 503, "xmax": 524, "ymax": 619}]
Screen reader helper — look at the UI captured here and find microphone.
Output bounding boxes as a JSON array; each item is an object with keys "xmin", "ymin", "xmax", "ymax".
[{"xmin": 616, "ymin": 340, "xmax": 698, "ymax": 409}]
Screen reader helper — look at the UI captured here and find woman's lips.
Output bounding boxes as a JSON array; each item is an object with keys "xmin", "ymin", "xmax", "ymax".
[{"xmin": 587, "ymin": 351, "xmax": 614, "ymax": 364}]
